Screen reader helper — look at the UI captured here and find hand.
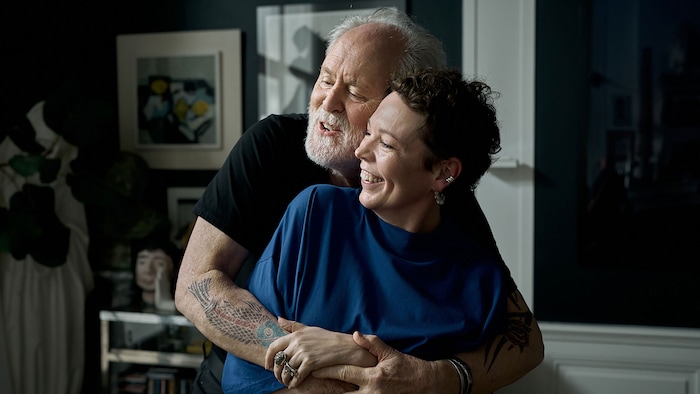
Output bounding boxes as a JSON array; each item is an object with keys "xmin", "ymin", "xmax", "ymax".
[
  {"xmin": 266, "ymin": 318, "xmax": 377, "ymax": 389},
  {"xmin": 273, "ymin": 374, "xmax": 358, "ymax": 394},
  {"xmin": 312, "ymin": 332, "xmax": 440, "ymax": 394}
]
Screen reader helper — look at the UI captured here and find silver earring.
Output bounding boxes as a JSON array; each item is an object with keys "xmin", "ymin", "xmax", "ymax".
[
  {"xmin": 434, "ymin": 191, "xmax": 445, "ymax": 205},
  {"xmin": 445, "ymin": 175, "xmax": 455, "ymax": 183}
]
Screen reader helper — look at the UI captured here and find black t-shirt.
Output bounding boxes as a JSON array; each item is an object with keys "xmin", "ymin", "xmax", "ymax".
[
  {"xmin": 194, "ymin": 113, "xmax": 515, "ymax": 291},
  {"xmin": 195, "ymin": 113, "xmax": 328, "ymax": 255}
]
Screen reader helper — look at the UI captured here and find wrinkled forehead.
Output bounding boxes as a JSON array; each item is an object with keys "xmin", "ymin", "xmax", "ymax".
[{"xmin": 323, "ymin": 24, "xmax": 406, "ymax": 86}]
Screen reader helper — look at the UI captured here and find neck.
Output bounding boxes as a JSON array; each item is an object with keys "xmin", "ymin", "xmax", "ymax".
[{"xmin": 376, "ymin": 202, "xmax": 442, "ymax": 233}]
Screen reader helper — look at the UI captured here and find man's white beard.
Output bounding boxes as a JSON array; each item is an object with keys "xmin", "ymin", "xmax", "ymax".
[{"xmin": 305, "ymin": 108, "xmax": 362, "ymax": 177}]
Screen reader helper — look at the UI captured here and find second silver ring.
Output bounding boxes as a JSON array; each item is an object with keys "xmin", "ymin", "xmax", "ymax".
[{"xmin": 283, "ymin": 361, "xmax": 298, "ymax": 378}]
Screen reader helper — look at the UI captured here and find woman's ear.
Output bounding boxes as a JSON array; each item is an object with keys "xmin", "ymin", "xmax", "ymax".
[
  {"xmin": 444, "ymin": 158, "xmax": 462, "ymax": 181},
  {"xmin": 435, "ymin": 157, "xmax": 462, "ymax": 192}
]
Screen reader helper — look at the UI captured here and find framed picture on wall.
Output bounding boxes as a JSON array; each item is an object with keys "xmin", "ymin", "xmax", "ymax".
[
  {"xmin": 256, "ymin": 1, "xmax": 406, "ymax": 119},
  {"xmin": 117, "ymin": 29, "xmax": 242, "ymax": 169},
  {"xmin": 166, "ymin": 187, "xmax": 205, "ymax": 248}
]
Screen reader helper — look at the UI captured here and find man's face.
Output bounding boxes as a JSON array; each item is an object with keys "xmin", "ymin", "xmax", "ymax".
[{"xmin": 305, "ymin": 24, "xmax": 405, "ymax": 177}]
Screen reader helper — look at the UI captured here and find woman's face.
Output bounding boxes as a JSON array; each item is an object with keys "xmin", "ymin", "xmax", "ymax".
[
  {"xmin": 354, "ymin": 92, "xmax": 440, "ymax": 232},
  {"xmin": 135, "ymin": 248, "xmax": 174, "ymax": 291}
]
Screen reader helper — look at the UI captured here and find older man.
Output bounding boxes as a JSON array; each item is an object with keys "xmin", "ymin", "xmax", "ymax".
[{"xmin": 175, "ymin": 8, "xmax": 543, "ymax": 394}]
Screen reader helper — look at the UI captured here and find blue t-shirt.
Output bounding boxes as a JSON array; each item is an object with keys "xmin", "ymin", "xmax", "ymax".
[{"xmin": 221, "ymin": 185, "xmax": 507, "ymax": 393}]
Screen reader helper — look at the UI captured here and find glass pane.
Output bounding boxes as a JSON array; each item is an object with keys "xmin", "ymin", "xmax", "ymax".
[
  {"xmin": 535, "ymin": 0, "xmax": 700, "ymax": 328},
  {"xmin": 584, "ymin": 0, "xmax": 700, "ymax": 270}
]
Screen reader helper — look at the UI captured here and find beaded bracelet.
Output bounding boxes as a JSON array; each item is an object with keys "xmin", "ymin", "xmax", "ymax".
[{"xmin": 447, "ymin": 357, "xmax": 473, "ymax": 394}]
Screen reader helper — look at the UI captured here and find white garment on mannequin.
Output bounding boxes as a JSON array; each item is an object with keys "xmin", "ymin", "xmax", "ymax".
[{"xmin": 0, "ymin": 101, "xmax": 93, "ymax": 394}]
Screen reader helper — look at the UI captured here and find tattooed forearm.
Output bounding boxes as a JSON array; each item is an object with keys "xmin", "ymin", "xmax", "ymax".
[
  {"xmin": 482, "ymin": 290, "xmax": 534, "ymax": 371},
  {"xmin": 188, "ymin": 278, "xmax": 286, "ymax": 347}
]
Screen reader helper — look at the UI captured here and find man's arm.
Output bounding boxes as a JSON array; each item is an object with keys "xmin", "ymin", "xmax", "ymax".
[
  {"xmin": 174, "ymin": 217, "xmax": 284, "ymax": 366},
  {"xmin": 458, "ymin": 288, "xmax": 544, "ymax": 393},
  {"xmin": 176, "ymin": 217, "xmax": 366, "ymax": 394},
  {"xmin": 311, "ymin": 288, "xmax": 544, "ymax": 394}
]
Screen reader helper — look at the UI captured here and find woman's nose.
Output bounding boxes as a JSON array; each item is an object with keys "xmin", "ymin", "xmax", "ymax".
[{"xmin": 355, "ymin": 136, "xmax": 371, "ymax": 159}]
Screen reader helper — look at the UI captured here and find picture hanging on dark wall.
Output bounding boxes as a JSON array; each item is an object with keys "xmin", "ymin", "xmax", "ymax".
[
  {"xmin": 256, "ymin": 1, "xmax": 406, "ymax": 120},
  {"xmin": 135, "ymin": 54, "xmax": 221, "ymax": 148},
  {"xmin": 117, "ymin": 29, "xmax": 243, "ymax": 170}
]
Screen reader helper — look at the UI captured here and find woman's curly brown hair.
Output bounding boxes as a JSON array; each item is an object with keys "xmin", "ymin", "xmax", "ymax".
[{"xmin": 391, "ymin": 68, "xmax": 502, "ymax": 192}]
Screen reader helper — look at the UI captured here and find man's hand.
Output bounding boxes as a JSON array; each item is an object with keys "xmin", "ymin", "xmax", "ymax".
[{"xmin": 311, "ymin": 332, "xmax": 450, "ymax": 394}]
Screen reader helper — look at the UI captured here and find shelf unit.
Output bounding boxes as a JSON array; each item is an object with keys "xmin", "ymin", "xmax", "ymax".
[{"xmin": 100, "ymin": 309, "xmax": 204, "ymax": 392}]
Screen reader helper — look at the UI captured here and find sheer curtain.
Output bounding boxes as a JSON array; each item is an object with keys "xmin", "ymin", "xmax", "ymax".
[{"xmin": 0, "ymin": 101, "xmax": 94, "ymax": 394}]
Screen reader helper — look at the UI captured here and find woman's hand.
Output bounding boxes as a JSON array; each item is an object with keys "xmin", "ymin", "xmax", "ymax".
[{"xmin": 265, "ymin": 318, "xmax": 377, "ymax": 388}]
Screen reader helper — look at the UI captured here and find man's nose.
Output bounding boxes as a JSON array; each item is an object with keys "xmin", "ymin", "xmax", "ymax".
[{"xmin": 322, "ymin": 84, "xmax": 344, "ymax": 113}]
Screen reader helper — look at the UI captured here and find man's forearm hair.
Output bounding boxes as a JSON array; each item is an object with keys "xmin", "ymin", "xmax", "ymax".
[{"xmin": 188, "ymin": 278, "xmax": 285, "ymax": 347}]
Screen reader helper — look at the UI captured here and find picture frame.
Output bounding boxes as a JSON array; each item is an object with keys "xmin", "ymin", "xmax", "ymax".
[
  {"xmin": 256, "ymin": 2, "xmax": 406, "ymax": 119},
  {"xmin": 117, "ymin": 29, "xmax": 242, "ymax": 169},
  {"xmin": 166, "ymin": 187, "xmax": 205, "ymax": 248}
]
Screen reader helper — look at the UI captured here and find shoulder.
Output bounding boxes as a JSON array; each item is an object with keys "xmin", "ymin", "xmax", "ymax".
[
  {"xmin": 441, "ymin": 218, "xmax": 499, "ymax": 262},
  {"xmin": 245, "ymin": 113, "xmax": 308, "ymax": 140},
  {"xmin": 231, "ymin": 113, "xmax": 308, "ymax": 154},
  {"xmin": 289, "ymin": 185, "xmax": 359, "ymax": 215},
  {"xmin": 296, "ymin": 184, "xmax": 356, "ymax": 201},
  {"xmin": 227, "ymin": 113, "xmax": 311, "ymax": 165}
]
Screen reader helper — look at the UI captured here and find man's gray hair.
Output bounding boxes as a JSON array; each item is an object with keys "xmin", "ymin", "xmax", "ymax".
[{"xmin": 326, "ymin": 7, "xmax": 447, "ymax": 80}]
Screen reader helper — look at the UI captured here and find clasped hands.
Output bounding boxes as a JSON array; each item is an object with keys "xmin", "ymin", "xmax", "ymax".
[{"xmin": 265, "ymin": 318, "xmax": 437, "ymax": 393}]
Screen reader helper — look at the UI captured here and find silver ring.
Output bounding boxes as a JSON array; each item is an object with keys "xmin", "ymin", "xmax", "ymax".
[
  {"xmin": 274, "ymin": 351, "xmax": 287, "ymax": 366},
  {"xmin": 283, "ymin": 361, "xmax": 298, "ymax": 378}
]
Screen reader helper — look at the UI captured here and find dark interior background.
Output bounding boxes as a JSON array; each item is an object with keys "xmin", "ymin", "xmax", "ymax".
[{"xmin": 7, "ymin": 0, "xmax": 700, "ymax": 392}]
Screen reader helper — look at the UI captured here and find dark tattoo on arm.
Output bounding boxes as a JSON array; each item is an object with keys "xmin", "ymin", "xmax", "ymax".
[
  {"xmin": 188, "ymin": 278, "xmax": 286, "ymax": 347},
  {"xmin": 483, "ymin": 290, "xmax": 533, "ymax": 371}
]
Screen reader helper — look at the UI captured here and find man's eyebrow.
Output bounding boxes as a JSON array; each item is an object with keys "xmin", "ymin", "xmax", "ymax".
[
  {"xmin": 318, "ymin": 66, "xmax": 333, "ymax": 76},
  {"xmin": 319, "ymin": 66, "xmax": 361, "ymax": 88}
]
